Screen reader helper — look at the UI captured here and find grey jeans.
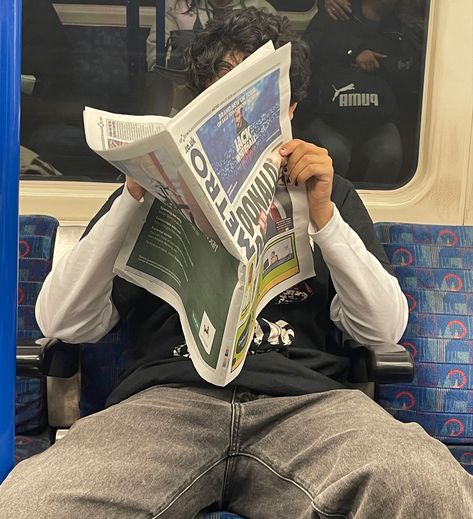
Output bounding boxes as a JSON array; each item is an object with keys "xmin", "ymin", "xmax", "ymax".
[{"xmin": 1, "ymin": 386, "xmax": 472, "ymax": 518}]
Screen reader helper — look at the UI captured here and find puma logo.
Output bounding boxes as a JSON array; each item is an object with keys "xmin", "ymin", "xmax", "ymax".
[{"xmin": 332, "ymin": 83, "xmax": 356, "ymax": 102}]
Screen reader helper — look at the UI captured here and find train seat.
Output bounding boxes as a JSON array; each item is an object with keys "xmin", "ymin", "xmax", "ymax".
[
  {"xmin": 15, "ymin": 215, "xmax": 59, "ymax": 461},
  {"xmin": 15, "ymin": 222, "xmax": 86, "ymax": 462},
  {"xmin": 374, "ymin": 223, "xmax": 473, "ymax": 475}
]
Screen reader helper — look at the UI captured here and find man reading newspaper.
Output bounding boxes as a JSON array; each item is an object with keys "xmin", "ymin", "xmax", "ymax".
[
  {"xmin": 2, "ymin": 8, "xmax": 472, "ymax": 519},
  {"xmin": 81, "ymin": 29, "xmax": 314, "ymax": 386}
]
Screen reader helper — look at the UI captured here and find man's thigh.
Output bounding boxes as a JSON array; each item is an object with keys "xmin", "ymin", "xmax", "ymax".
[
  {"xmin": 0, "ymin": 385, "xmax": 233, "ymax": 519},
  {"xmin": 231, "ymin": 389, "xmax": 473, "ymax": 519}
]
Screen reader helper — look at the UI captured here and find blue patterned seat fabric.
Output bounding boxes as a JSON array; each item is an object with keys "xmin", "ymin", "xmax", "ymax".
[
  {"xmin": 15, "ymin": 215, "xmax": 59, "ymax": 463},
  {"xmin": 374, "ymin": 223, "xmax": 473, "ymax": 475},
  {"xmin": 15, "ymin": 430, "xmax": 52, "ymax": 465}
]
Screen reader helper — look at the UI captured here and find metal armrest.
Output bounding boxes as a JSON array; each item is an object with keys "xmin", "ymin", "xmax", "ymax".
[
  {"xmin": 16, "ymin": 341, "xmax": 80, "ymax": 378},
  {"xmin": 345, "ymin": 340, "xmax": 414, "ymax": 384}
]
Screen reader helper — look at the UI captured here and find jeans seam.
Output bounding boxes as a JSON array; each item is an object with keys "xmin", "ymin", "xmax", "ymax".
[
  {"xmin": 150, "ymin": 456, "xmax": 227, "ymax": 518},
  {"xmin": 238, "ymin": 451, "xmax": 350, "ymax": 519},
  {"xmin": 221, "ymin": 387, "xmax": 239, "ymax": 506}
]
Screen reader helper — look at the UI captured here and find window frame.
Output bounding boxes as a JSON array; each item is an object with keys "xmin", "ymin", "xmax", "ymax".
[
  {"xmin": 358, "ymin": 0, "xmax": 473, "ymax": 225},
  {"xmin": 20, "ymin": 0, "xmax": 473, "ymax": 225}
]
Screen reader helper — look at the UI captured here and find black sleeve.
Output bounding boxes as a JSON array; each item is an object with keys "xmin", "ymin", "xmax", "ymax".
[
  {"xmin": 81, "ymin": 185, "xmax": 125, "ymax": 239},
  {"xmin": 80, "ymin": 185, "xmax": 165, "ymax": 319}
]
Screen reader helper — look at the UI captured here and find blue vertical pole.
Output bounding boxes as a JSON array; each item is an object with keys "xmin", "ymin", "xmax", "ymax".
[{"xmin": 0, "ymin": 0, "xmax": 21, "ymax": 482}]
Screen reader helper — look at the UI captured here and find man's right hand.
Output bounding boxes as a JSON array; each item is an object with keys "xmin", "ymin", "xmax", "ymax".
[
  {"xmin": 126, "ymin": 176, "xmax": 146, "ymax": 201},
  {"xmin": 325, "ymin": 0, "xmax": 352, "ymax": 21}
]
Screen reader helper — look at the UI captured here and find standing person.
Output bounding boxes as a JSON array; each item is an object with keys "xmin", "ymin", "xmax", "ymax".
[
  {"xmin": 146, "ymin": 0, "xmax": 276, "ymax": 70},
  {"xmin": 2, "ymin": 8, "xmax": 472, "ymax": 519}
]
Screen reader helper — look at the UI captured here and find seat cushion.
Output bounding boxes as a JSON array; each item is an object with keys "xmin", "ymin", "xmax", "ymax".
[
  {"xmin": 448, "ymin": 445, "xmax": 473, "ymax": 476},
  {"xmin": 15, "ymin": 431, "xmax": 52, "ymax": 465},
  {"xmin": 375, "ymin": 223, "xmax": 473, "ymax": 465}
]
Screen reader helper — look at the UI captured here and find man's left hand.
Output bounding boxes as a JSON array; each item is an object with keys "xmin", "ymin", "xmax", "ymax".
[{"xmin": 280, "ymin": 139, "xmax": 334, "ymax": 231}]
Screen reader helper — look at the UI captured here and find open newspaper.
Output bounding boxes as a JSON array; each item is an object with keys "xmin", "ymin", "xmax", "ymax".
[{"xmin": 83, "ymin": 42, "xmax": 315, "ymax": 386}]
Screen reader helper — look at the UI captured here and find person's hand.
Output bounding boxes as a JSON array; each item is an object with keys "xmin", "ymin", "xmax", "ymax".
[
  {"xmin": 355, "ymin": 49, "xmax": 387, "ymax": 72},
  {"xmin": 325, "ymin": 0, "xmax": 352, "ymax": 21},
  {"xmin": 126, "ymin": 176, "xmax": 146, "ymax": 201},
  {"xmin": 280, "ymin": 140, "xmax": 334, "ymax": 231}
]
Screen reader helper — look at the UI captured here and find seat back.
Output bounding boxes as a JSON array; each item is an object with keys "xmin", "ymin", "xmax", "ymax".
[
  {"xmin": 374, "ymin": 223, "xmax": 473, "ymax": 474},
  {"xmin": 16, "ymin": 215, "xmax": 59, "ymax": 434}
]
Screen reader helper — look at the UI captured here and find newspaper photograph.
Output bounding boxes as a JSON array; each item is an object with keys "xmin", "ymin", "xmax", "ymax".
[{"xmin": 84, "ymin": 42, "xmax": 315, "ymax": 386}]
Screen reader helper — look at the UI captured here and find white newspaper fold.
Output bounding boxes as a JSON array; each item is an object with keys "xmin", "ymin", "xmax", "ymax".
[{"xmin": 83, "ymin": 42, "xmax": 315, "ymax": 386}]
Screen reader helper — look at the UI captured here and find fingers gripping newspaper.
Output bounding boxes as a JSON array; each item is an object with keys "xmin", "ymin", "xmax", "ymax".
[{"xmin": 84, "ymin": 42, "xmax": 315, "ymax": 386}]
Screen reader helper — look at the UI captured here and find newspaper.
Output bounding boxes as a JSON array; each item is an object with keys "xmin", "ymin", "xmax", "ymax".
[{"xmin": 83, "ymin": 42, "xmax": 315, "ymax": 386}]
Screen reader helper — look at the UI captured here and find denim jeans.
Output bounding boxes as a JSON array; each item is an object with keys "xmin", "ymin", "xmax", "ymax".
[{"xmin": 1, "ymin": 386, "xmax": 472, "ymax": 518}]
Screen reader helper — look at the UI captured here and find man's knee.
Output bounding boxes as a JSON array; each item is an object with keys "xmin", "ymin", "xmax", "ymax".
[
  {"xmin": 367, "ymin": 142, "xmax": 402, "ymax": 169},
  {"xmin": 304, "ymin": 120, "xmax": 351, "ymax": 176},
  {"xmin": 0, "ymin": 456, "xmax": 54, "ymax": 518},
  {"xmin": 364, "ymin": 431, "xmax": 473, "ymax": 514}
]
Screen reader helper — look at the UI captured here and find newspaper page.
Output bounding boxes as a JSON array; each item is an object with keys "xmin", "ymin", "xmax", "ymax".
[{"xmin": 84, "ymin": 43, "xmax": 315, "ymax": 386}]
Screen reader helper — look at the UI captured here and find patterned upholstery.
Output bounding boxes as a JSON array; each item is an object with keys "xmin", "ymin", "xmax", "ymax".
[
  {"xmin": 375, "ymin": 223, "xmax": 473, "ymax": 475},
  {"xmin": 16, "ymin": 216, "xmax": 59, "ymax": 434},
  {"xmin": 15, "ymin": 215, "xmax": 59, "ymax": 464},
  {"xmin": 14, "ymin": 430, "xmax": 52, "ymax": 465}
]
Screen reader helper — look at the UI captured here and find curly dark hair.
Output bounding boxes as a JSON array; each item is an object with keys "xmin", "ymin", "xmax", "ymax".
[{"xmin": 186, "ymin": 7, "xmax": 310, "ymax": 104}]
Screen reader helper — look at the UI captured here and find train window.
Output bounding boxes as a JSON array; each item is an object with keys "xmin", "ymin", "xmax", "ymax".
[
  {"xmin": 20, "ymin": 0, "xmax": 428, "ymax": 190},
  {"xmin": 294, "ymin": 0, "xmax": 429, "ymax": 190}
]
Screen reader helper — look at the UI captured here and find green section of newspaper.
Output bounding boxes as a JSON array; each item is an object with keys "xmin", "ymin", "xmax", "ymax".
[{"xmin": 126, "ymin": 198, "xmax": 239, "ymax": 368}]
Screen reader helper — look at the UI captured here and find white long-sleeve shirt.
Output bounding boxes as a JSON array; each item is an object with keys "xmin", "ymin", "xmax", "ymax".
[{"xmin": 36, "ymin": 186, "xmax": 408, "ymax": 347}]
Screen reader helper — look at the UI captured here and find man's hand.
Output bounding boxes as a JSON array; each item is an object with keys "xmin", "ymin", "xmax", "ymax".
[
  {"xmin": 355, "ymin": 50, "xmax": 387, "ymax": 72},
  {"xmin": 280, "ymin": 140, "xmax": 334, "ymax": 231},
  {"xmin": 126, "ymin": 176, "xmax": 146, "ymax": 201},
  {"xmin": 325, "ymin": 0, "xmax": 352, "ymax": 21}
]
